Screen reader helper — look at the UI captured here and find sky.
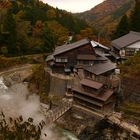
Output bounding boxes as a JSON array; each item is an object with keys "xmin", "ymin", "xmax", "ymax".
[{"xmin": 42, "ymin": 0, "xmax": 104, "ymax": 13}]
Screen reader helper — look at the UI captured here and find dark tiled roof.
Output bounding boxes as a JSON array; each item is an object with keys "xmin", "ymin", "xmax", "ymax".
[
  {"xmin": 80, "ymin": 79, "xmax": 103, "ymax": 90},
  {"xmin": 77, "ymin": 55, "xmax": 96, "ymax": 60},
  {"xmin": 74, "ymin": 94, "xmax": 103, "ymax": 107},
  {"xmin": 96, "ymin": 56, "xmax": 108, "ymax": 61},
  {"xmin": 84, "ymin": 62, "xmax": 116, "ymax": 75},
  {"xmin": 77, "ymin": 54, "xmax": 107, "ymax": 61},
  {"xmin": 73, "ymin": 86, "xmax": 114, "ymax": 102},
  {"xmin": 53, "ymin": 38, "xmax": 91, "ymax": 56},
  {"xmin": 111, "ymin": 31, "xmax": 140, "ymax": 50}
]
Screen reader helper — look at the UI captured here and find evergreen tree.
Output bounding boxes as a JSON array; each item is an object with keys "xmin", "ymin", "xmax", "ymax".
[
  {"xmin": 112, "ymin": 14, "xmax": 130, "ymax": 39},
  {"xmin": 3, "ymin": 10, "xmax": 18, "ymax": 55},
  {"xmin": 43, "ymin": 22, "xmax": 56, "ymax": 52},
  {"xmin": 130, "ymin": 0, "xmax": 140, "ymax": 32}
]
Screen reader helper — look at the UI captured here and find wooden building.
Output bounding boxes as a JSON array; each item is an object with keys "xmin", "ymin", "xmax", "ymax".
[
  {"xmin": 72, "ymin": 78, "xmax": 115, "ymax": 111},
  {"xmin": 46, "ymin": 38, "xmax": 108, "ymax": 74},
  {"xmin": 71, "ymin": 62, "xmax": 119, "ymax": 112},
  {"xmin": 91, "ymin": 40, "xmax": 110, "ymax": 57},
  {"xmin": 111, "ymin": 31, "xmax": 140, "ymax": 62},
  {"xmin": 82, "ymin": 62, "xmax": 117, "ymax": 87},
  {"xmin": 46, "ymin": 38, "xmax": 120, "ymax": 112}
]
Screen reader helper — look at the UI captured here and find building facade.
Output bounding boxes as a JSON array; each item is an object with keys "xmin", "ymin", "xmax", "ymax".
[
  {"xmin": 111, "ymin": 31, "xmax": 140, "ymax": 62},
  {"xmin": 47, "ymin": 38, "xmax": 120, "ymax": 112}
]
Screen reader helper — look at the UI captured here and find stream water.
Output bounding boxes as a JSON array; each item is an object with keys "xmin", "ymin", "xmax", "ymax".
[{"xmin": 0, "ymin": 76, "xmax": 78, "ymax": 140}]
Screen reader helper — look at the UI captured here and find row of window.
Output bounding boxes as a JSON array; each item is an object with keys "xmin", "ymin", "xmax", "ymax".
[
  {"xmin": 120, "ymin": 48, "xmax": 140, "ymax": 57},
  {"xmin": 55, "ymin": 58, "xmax": 102, "ymax": 65},
  {"xmin": 55, "ymin": 58, "xmax": 68, "ymax": 63}
]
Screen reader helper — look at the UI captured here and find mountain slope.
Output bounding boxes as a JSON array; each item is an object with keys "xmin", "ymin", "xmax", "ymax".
[
  {"xmin": 76, "ymin": 0, "xmax": 134, "ymax": 34},
  {"xmin": 0, "ymin": 0, "xmax": 88, "ymax": 56}
]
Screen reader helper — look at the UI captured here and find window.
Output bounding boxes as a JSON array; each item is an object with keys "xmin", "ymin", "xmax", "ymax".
[
  {"xmin": 61, "ymin": 58, "xmax": 68, "ymax": 62},
  {"xmin": 55, "ymin": 58, "xmax": 68, "ymax": 63},
  {"xmin": 125, "ymin": 48, "xmax": 135, "ymax": 56}
]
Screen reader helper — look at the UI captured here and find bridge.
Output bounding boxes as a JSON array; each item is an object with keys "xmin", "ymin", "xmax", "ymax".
[
  {"xmin": 41, "ymin": 98, "xmax": 73, "ymax": 124},
  {"xmin": 40, "ymin": 99, "xmax": 140, "ymax": 139}
]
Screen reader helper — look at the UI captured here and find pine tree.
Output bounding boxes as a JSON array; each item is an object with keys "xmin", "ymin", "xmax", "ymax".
[
  {"xmin": 4, "ymin": 10, "xmax": 18, "ymax": 55},
  {"xmin": 112, "ymin": 14, "xmax": 130, "ymax": 39},
  {"xmin": 130, "ymin": 0, "xmax": 140, "ymax": 32},
  {"xmin": 42, "ymin": 22, "xmax": 56, "ymax": 52}
]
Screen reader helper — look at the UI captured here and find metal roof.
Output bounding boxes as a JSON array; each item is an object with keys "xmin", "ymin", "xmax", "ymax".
[
  {"xmin": 111, "ymin": 31, "xmax": 140, "ymax": 50},
  {"xmin": 84, "ymin": 62, "xmax": 116, "ymax": 75},
  {"xmin": 91, "ymin": 41, "xmax": 110, "ymax": 50},
  {"xmin": 53, "ymin": 38, "xmax": 91, "ymax": 56},
  {"xmin": 80, "ymin": 79, "xmax": 103, "ymax": 90}
]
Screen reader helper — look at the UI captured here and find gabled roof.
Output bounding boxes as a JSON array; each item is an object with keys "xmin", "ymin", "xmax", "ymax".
[
  {"xmin": 84, "ymin": 62, "xmax": 116, "ymax": 75},
  {"xmin": 111, "ymin": 31, "xmax": 140, "ymax": 50},
  {"xmin": 80, "ymin": 79, "xmax": 103, "ymax": 90},
  {"xmin": 53, "ymin": 38, "xmax": 91, "ymax": 56},
  {"xmin": 91, "ymin": 41, "xmax": 110, "ymax": 50}
]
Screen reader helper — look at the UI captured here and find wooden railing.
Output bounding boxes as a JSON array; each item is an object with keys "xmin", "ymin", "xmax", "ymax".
[{"xmin": 41, "ymin": 99, "xmax": 73, "ymax": 124}]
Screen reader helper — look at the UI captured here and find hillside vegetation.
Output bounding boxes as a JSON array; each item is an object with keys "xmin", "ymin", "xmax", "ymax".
[
  {"xmin": 76, "ymin": 0, "xmax": 134, "ymax": 35},
  {"xmin": 0, "ymin": 0, "xmax": 88, "ymax": 56}
]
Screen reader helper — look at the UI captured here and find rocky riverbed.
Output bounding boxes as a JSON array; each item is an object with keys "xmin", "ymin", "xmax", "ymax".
[{"xmin": 56, "ymin": 108, "xmax": 100, "ymax": 137}]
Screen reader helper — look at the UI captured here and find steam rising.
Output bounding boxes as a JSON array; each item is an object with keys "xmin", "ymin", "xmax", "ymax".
[
  {"xmin": 0, "ymin": 77, "xmax": 66, "ymax": 140},
  {"xmin": 0, "ymin": 81, "xmax": 44, "ymax": 124}
]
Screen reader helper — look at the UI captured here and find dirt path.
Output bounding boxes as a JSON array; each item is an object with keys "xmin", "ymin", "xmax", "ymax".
[{"xmin": 0, "ymin": 64, "xmax": 33, "ymax": 76}]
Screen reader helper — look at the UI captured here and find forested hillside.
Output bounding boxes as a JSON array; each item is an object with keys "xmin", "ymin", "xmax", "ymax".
[
  {"xmin": 0, "ymin": 0, "xmax": 88, "ymax": 56},
  {"xmin": 76, "ymin": 0, "xmax": 134, "ymax": 35},
  {"xmin": 112, "ymin": 0, "xmax": 140, "ymax": 39}
]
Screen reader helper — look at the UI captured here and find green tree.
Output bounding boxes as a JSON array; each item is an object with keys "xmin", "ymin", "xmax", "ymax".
[
  {"xmin": 42, "ymin": 22, "xmax": 56, "ymax": 52},
  {"xmin": 28, "ymin": 64, "xmax": 50, "ymax": 96},
  {"xmin": 11, "ymin": 1, "xmax": 19, "ymax": 14},
  {"xmin": 130, "ymin": 0, "xmax": 140, "ymax": 32},
  {"xmin": 16, "ymin": 21, "xmax": 31, "ymax": 54},
  {"xmin": 47, "ymin": 20, "xmax": 69, "ymax": 45},
  {"xmin": 3, "ymin": 10, "xmax": 18, "ymax": 55},
  {"xmin": 112, "ymin": 14, "xmax": 130, "ymax": 39}
]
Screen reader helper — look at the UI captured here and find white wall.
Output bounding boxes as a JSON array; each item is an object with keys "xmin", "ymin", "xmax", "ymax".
[
  {"xmin": 127, "ymin": 41, "xmax": 140, "ymax": 49},
  {"xmin": 120, "ymin": 41, "xmax": 140, "ymax": 57}
]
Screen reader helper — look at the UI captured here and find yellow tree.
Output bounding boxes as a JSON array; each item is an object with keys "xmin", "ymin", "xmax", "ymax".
[
  {"xmin": 32, "ymin": 20, "xmax": 43, "ymax": 37},
  {"xmin": 47, "ymin": 21, "xmax": 69, "ymax": 45},
  {"xmin": 80, "ymin": 27, "xmax": 93, "ymax": 39},
  {"xmin": 46, "ymin": 9, "xmax": 56, "ymax": 19}
]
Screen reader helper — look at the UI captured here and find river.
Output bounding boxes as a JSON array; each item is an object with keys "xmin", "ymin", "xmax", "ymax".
[{"xmin": 0, "ymin": 76, "xmax": 79, "ymax": 140}]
